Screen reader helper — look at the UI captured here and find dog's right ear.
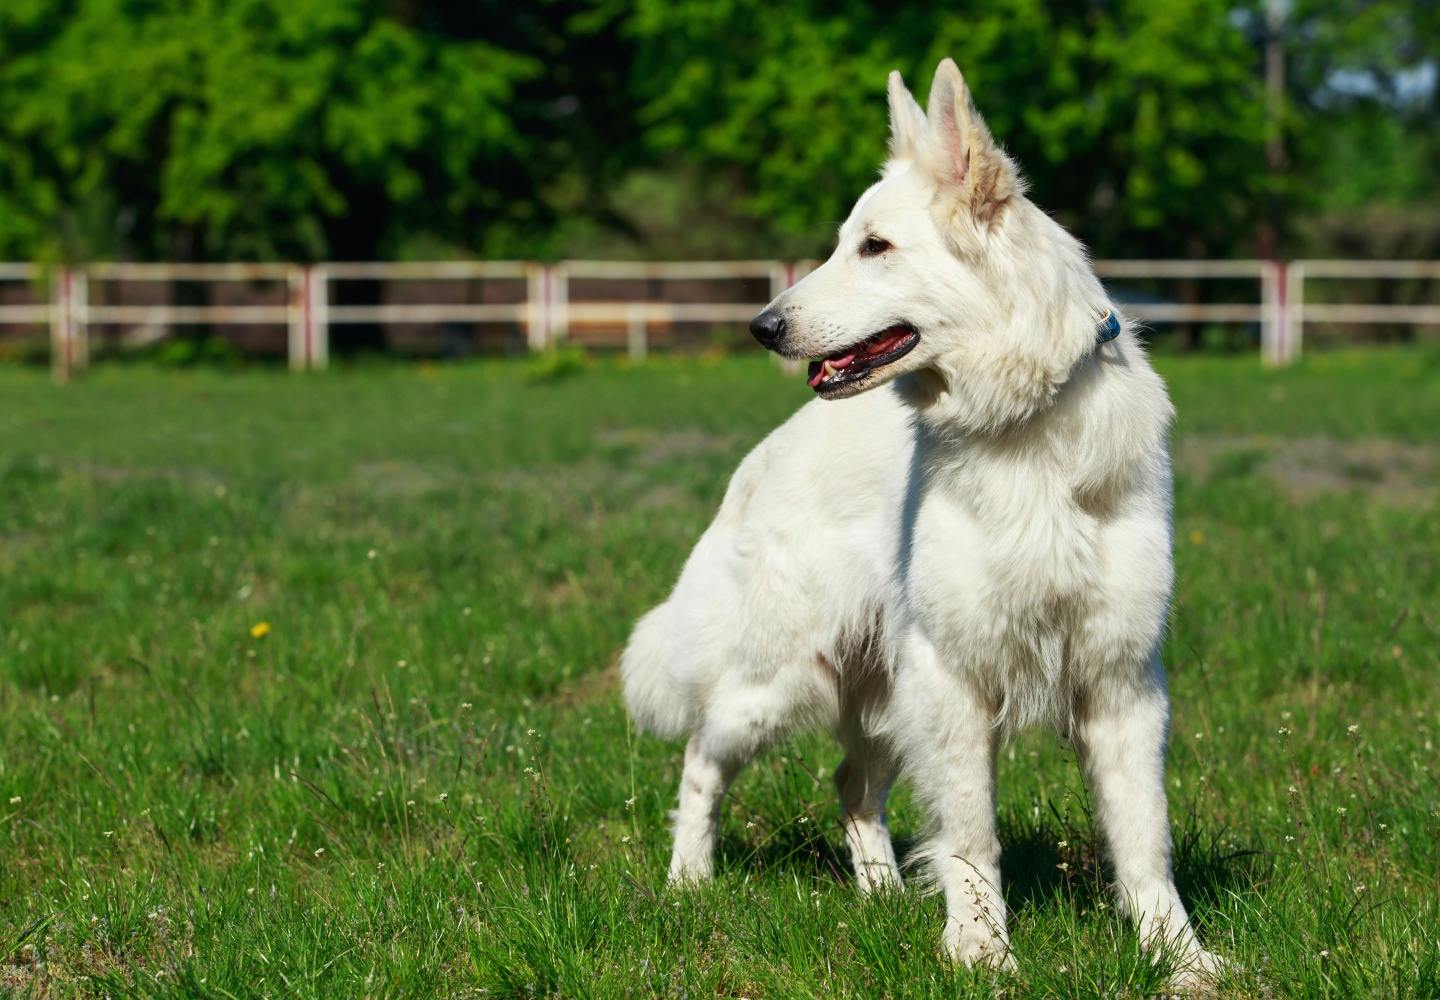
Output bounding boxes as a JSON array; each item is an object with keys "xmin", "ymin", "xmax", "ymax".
[
  {"xmin": 921, "ymin": 59, "xmax": 1022, "ymax": 228},
  {"xmin": 887, "ymin": 71, "xmax": 926, "ymax": 161}
]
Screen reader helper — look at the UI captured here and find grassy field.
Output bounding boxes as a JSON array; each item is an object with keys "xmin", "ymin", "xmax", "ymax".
[{"xmin": 2, "ymin": 349, "xmax": 1438, "ymax": 998}]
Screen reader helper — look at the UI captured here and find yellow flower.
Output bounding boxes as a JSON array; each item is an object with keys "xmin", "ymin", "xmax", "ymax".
[
  {"xmin": 250, "ymin": 621, "xmax": 272, "ymax": 639},
  {"xmin": 1188, "ymin": 529, "xmax": 1206, "ymax": 545}
]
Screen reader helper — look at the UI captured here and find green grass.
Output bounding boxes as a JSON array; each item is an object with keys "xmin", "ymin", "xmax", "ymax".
[{"xmin": 1, "ymin": 349, "xmax": 1437, "ymax": 998}]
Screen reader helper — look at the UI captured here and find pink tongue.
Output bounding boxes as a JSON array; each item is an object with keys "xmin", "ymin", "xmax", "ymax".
[
  {"xmin": 830, "ymin": 351, "xmax": 857, "ymax": 369},
  {"xmin": 869, "ymin": 331, "xmax": 906, "ymax": 354}
]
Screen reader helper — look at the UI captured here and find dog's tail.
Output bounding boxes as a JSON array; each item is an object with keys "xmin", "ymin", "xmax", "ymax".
[{"xmin": 620, "ymin": 602, "xmax": 691, "ymax": 738}]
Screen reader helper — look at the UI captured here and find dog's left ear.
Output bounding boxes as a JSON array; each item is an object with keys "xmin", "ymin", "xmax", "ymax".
[
  {"xmin": 887, "ymin": 71, "xmax": 927, "ymax": 161},
  {"xmin": 921, "ymin": 59, "xmax": 1022, "ymax": 227}
]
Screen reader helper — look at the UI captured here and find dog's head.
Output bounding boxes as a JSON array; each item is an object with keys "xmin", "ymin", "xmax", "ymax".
[{"xmin": 752, "ymin": 60, "xmax": 1111, "ymax": 432}]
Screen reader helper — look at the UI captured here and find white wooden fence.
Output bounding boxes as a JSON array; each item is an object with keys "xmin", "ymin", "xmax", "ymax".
[{"xmin": 2, "ymin": 259, "xmax": 1436, "ymax": 379}]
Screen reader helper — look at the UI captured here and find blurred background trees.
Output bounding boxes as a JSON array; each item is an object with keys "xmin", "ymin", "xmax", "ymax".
[{"xmin": 0, "ymin": 0, "xmax": 1435, "ymax": 264}]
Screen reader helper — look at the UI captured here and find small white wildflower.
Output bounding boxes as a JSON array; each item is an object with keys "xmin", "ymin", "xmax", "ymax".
[
  {"xmin": 620, "ymin": 835, "xmax": 631, "ymax": 844},
  {"xmin": 460, "ymin": 702, "xmax": 473, "ymax": 711},
  {"xmin": 1337, "ymin": 806, "xmax": 1347, "ymax": 816},
  {"xmin": 439, "ymin": 793, "xmax": 449, "ymax": 802},
  {"xmin": 1347, "ymin": 724, "xmax": 1360, "ymax": 735},
  {"xmin": 624, "ymin": 797, "xmax": 636, "ymax": 810},
  {"xmin": 7, "ymin": 796, "xmax": 19, "ymax": 805},
  {"xmin": 314, "ymin": 847, "xmax": 325, "ymax": 857},
  {"xmin": 103, "ymin": 830, "xmax": 115, "ymax": 838},
  {"xmin": 1057, "ymin": 840, "xmax": 1069, "ymax": 849},
  {"xmin": 367, "ymin": 549, "xmax": 377, "ymax": 559},
  {"xmin": 1278, "ymin": 726, "xmax": 1292, "ymax": 737}
]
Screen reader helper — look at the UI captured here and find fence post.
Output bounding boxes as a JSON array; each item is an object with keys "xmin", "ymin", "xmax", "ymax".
[
  {"xmin": 769, "ymin": 262, "xmax": 801, "ymax": 374},
  {"xmin": 550, "ymin": 262, "xmax": 568, "ymax": 346},
  {"xmin": 287, "ymin": 265, "xmax": 309, "ymax": 370},
  {"xmin": 1285, "ymin": 262, "xmax": 1304, "ymax": 364},
  {"xmin": 1260, "ymin": 260, "xmax": 1288, "ymax": 366},
  {"xmin": 626, "ymin": 304, "xmax": 647, "ymax": 362},
  {"xmin": 525, "ymin": 263, "xmax": 550, "ymax": 351},
  {"xmin": 49, "ymin": 267, "xmax": 87, "ymax": 381},
  {"xmin": 71, "ymin": 269, "xmax": 89, "ymax": 373},
  {"xmin": 768, "ymin": 261, "xmax": 799, "ymax": 304},
  {"xmin": 308, "ymin": 265, "xmax": 329, "ymax": 370}
]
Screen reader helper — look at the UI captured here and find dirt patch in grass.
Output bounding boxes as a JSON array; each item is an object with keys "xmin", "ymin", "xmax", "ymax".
[
  {"xmin": 593, "ymin": 428, "xmax": 741, "ymax": 467},
  {"xmin": 545, "ymin": 657, "xmax": 620, "ymax": 710},
  {"xmin": 1176, "ymin": 435, "xmax": 1437, "ymax": 504},
  {"xmin": 350, "ymin": 460, "xmax": 462, "ymax": 498}
]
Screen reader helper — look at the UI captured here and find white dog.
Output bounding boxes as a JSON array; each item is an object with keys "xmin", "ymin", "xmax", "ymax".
[{"xmin": 621, "ymin": 59, "xmax": 1221, "ymax": 987}]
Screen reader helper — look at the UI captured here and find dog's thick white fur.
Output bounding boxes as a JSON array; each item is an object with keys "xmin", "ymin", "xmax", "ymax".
[{"xmin": 621, "ymin": 60, "xmax": 1220, "ymax": 986}]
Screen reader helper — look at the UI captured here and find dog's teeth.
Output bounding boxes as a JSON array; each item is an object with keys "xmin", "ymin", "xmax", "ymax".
[{"xmin": 821, "ymin": 360, "xmax": 837, "ymax": 380}]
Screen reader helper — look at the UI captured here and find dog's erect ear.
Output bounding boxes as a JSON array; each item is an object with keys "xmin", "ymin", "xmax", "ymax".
[
  {"xmin": 887, "ymin": 71, "xmax": 926, "ymax": 161},
  {"xmin": 921, "ymin": 59, "xmax": 1021, "ymax": 226}
]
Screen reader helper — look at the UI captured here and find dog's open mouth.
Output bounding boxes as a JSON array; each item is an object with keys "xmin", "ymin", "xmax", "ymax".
[{"xmin": 806, "ymin": 325, "xmax": 919, "ymax": 394}]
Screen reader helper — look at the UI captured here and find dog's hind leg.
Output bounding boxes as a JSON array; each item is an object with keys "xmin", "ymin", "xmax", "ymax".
[
  {"xmin": 667, "ymin": 732, "xmax": 744, "ymax": 884},
  {"xmin": 835, "ymin": 713, "xmax": 902, "ymax": 892},
  {"xmin": 1075, "ymin": 666, "xmax": 1222, "ymax": 989},
  {"xmin": 668, "ymin": 661, "xmax": 838, "ymax": 884}
]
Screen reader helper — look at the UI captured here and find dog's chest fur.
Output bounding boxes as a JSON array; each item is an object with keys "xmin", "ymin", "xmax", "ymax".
[{"xmin": 899, "ymin": 396, "xmax": 1162, "ymax": 728}]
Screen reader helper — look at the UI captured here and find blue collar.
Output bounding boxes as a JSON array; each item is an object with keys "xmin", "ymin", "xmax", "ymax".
[{"xmin": 1095, "ymin": 309, "xmax": 1121, "ymax": 345}]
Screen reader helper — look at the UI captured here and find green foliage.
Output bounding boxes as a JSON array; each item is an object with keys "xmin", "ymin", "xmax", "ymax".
[
  {"xmin": 0, "ymin": 1, "xmax": 1435, "ymax": 262},
  {"xmin": 0, "ymin": 354, "xmax": 1437, "ymax": 996},
  {"xmin": 0, "ymin": 0, "xmax": 536, "ymax": 262},
  {"xmin": 522, "ymin": 344, "xmax": 592, "ymax": 383},
  {"xmin": 621, "ymin": 0, "xmax": 1274, "ymax": 257},
  {"xmin": 143, "ymin": 334, "xmax": 241, "ymax": 368}
]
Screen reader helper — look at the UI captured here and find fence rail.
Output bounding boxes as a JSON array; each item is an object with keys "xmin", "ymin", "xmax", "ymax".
[{"xmin": 1, "ymin": 259, "xmax": 1435, "ymax": 379}]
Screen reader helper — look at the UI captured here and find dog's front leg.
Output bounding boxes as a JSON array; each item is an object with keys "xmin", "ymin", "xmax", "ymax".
[
  {"xmin": 1075, "ymin": 667, "xmax": 1222, "ymax": 989},
  {"xmin": 893, "ymin": 628, "xmax": 1016, "ymax": 972}
]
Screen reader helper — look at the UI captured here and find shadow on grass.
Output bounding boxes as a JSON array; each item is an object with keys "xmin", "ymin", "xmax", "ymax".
[{"xmin": 713, "ymin": 803, "xmax": 1263, "ymax": 921}]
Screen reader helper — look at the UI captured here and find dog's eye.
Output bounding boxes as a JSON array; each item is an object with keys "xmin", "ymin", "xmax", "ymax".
[{"xmin": 859, "ymin": 235, "xmax": 892, "ymax": 257}]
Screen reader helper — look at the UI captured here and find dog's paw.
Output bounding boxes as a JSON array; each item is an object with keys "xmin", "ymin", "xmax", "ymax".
[
  {"xmin": 854, "ymin": 862, "xmax": 904, "ymax": 895},
  {"xmin": 941, "ymin": 919, "xmax": 1017, "ymax": 973},
  {"xmin": 665, "ymin": 858, "xmax": 713, "ymax": 886},
  {"xmin": 1164, "ymin": 949, "xmax": 1229, "ymax": 996}
]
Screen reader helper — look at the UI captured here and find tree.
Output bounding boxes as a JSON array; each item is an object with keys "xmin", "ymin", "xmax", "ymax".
[
  {"xmin": 0, "ymin": 0, "xmax": 536, "ymax": 261},
  {"xmin": 615, "ymin": 0, "xmax": 1274, "ymax": 260}
]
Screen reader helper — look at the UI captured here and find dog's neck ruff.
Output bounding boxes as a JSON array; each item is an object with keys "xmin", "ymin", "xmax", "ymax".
[{"xmin": 1095, "ymin": 309, "xmax": 1121, "ymax": 345}]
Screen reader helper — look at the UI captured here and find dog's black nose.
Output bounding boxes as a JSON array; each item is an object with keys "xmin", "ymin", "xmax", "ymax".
[{"xmin": 749, "ymin": 309, "xmax": 786, "ymax": 349}]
